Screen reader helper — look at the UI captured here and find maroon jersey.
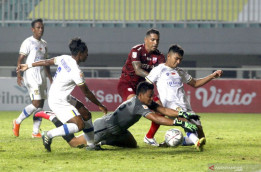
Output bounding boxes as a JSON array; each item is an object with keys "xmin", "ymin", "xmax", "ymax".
[{"xmin": 120, "ymin": 44, "xmax": 165, "ymax": 84}]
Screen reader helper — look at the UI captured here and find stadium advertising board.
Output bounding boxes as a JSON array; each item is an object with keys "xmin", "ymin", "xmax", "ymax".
[
  {"xmin": 0, "ymin": 78, "xmax": 260, "ymax": 113},
  {"xmin": 71, "ymin": 79, "xmax": 261, "ymax": 113}
]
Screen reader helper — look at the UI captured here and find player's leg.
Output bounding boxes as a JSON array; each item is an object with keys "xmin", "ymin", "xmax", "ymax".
[
  {"xmin": 13, "ymin": 85, "xmax": 43, "ymax": 137},
  {"xmin": 42, "ymin": 104, "xmax": 84, "ymax": 152},
  {"xmin": 35, "ymin": 111, "xmax": 81, "ymax": 147},
  {"xmin": 144, "ymin": 96, "xmax": 162, "ymax": 146},
  {"xmin": 101, "ymin": 130, "xmax": 137, "ymax": 148},
  {"xmin": 182, "ymin": 119, "xmax": 206, "ymax": 151},
  {"xmin": 31, "ymin": 99, "xmax": 44, "ymax": 138}
]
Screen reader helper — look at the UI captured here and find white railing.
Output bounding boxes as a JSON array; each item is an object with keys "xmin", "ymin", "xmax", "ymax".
[
  {"xmin": 1, "ymin": 0, "xmax": 261, "ymax": 27},
  {"xmin": 1, "ymin": 66, "xmax": 261, "ymax": 79}
]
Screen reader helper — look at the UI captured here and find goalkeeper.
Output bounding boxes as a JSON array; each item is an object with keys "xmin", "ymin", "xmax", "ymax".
[{"xmin": 35, "ymin": 82, "xmax": 197, "ymax": 149}]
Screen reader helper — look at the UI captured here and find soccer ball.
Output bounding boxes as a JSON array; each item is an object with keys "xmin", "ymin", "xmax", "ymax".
[{"xmin": 165, "ymin": 128, "xmax": 183, "ymax": 147}]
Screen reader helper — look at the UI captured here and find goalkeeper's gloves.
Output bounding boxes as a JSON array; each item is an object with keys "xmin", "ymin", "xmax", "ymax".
[
  {"xmin": 178, "ymin": 111, "xmax": 200, "ymax": 120},
  {"xmin": 173, "ymin": 119, "xmax": 197, "ymax": 133}
]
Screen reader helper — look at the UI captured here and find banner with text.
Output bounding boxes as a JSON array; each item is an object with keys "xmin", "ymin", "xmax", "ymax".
[{"xmin": 0, "ymin": 78, "xmax": 260, "ymax": 113}]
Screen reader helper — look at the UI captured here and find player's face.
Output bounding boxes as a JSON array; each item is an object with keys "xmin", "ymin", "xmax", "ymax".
[
  {"xmin": 144, "ymin": 33, "xmax": 159, "ymax": 53},
  {"xmin": 139, "ymin": 89, "xmax": 154, "ymax": 105},
  {"xmin": 79, "ymin": 50, "xmax": 88, "ymax": 63},
  {"xmin": 167, "ymin": 52, "xmax": 183, "ymax": 68},
  {"xmin": 32, "ymin": 22, "xmax": 44, "ymax": 40}
]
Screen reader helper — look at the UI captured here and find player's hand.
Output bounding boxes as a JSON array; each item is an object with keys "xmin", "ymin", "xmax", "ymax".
[
  {"xmin": 212, "ymin": 70, "xmax": 223, "ymax": 78},
  {"xmin": 17, "ymin": 76, "xmax": 24, "ymax": 86},
  {"xmin": 178, "ymin": 111, "xmax": 200, "ymax": 120},
  {"xmin": 16, "ymin": 64, "xmax": 29, "ymax": 72},
  {"xmin": 173, "ymin": 119, "xmax": 197, "ymax": 133},
  {"xmin": 99, "ymin": 105, "xmax": 108, "ymax": 115}
]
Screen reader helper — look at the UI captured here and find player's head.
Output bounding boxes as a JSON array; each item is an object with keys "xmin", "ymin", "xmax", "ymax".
[
  {"xmin": 136, "ymin": 82, "xmax": 154, "ymax": 105},
  {"xmin": 69, "ymin": 38, "xmax": 88, "ymax": 63},
  {"xmin": 166, "ymin": 44, "xmax": 184, "ymax": 68},
  {"xmin": 144, "ymin": 29, "xmax": 160, "ymax": 53},
  {"xmin": 31, "ymin": 18, "xmax": 44, "ymax": 40}
]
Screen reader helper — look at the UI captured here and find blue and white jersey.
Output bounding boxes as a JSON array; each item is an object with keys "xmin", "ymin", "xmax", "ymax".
[
  {"xmin": 146, "ymin": 63, "xmax": 192, "ymax": 111},
  {"xmin": 48, "ymin": 55, "xmax": 85, "ymax": 105}
]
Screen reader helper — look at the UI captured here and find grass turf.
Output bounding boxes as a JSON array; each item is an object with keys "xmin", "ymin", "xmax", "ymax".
[{"xmin": 0, "ymin": 111, "xmax": 261, "ymax": 172}]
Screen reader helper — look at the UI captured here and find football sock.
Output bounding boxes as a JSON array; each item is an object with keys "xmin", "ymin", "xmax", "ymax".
[
  {"xmin": 32, "ymin": 108, "xmax": 42, "ymax": 134},
  {"xmin": 182, "ymin": 132, "xmax": 198, "ymax": 146},
  {"xmin": 146, "ymin": 121, "xmax": 160, "ymax": 138},
  {"xmin": 47, "ymin": 123, "xmax": 79, "ymax": 138},
  {"xmin": 83, "ymin": 119, "xmax": 95, "ymax": 147},
  {"xmin": 51, "ymin": 117, "xmax": 75, "ymax": 143},
  {"xmin": 16, "ymin": 104, "xmax": 37, "ymax": 124}
]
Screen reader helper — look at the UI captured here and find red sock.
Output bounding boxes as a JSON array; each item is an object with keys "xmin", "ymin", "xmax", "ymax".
[
  {"xmin": 146, "ymin": 121, "xmax": 160, "ymax": 139},
  {"xmin": 35, "ymin": 111, "xmax": 51, "ymax": 120}
]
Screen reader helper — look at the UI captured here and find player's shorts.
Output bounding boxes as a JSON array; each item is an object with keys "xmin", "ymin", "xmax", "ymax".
[
  {"xmin": 117, "ymin": 80, "xmax": 136, "ymax": 101},
  {"xmin": 93, "ymin": 116, "xmax": 132, "ymax": 144},
  {"xmin": 24, "ymin": 81, "xmax": 47, "ymax": 100},
  {"xmin": 48, "ymin": 96, "xmax": 80, "ymax": 124},
  {"xmin": 117, "ymin": 80, "xmax": 160, "ymax": 101}
]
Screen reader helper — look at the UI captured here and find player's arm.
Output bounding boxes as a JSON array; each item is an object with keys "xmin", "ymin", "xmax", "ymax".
[
  {"xmin": 78, "ymin": 83, "xmax": 108, "ymax": 114},
  {"xmin": 132, "ymin": 61, "xmax": 149, "ymax": 78},
  {"xmin": 17, "ymin": 58, "xmax": 55, "ymax": 72},
  {"xmin": 187, "ymin": 70, "xmax": 223, "ymax": 88},
  {"xmin": 145, "ymin": 112, "xmax": 197, "ymax": 133},
  {"xmin": 16, "ymin": 54, "xmax": 26, "ymax": 86}
]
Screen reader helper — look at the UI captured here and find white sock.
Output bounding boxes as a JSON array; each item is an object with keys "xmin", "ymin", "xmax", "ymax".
[
  {"xmin": 16, "ymin": 104, "xmax": 37, "ymax": 124},
  {"xmin": 83, "ymin": 119, "xmax": 95, "ymax": 147},
  {"xmin": 183, "ymin": 132, "xmax": 199, "ymax": 145},
  {"xmin": 47, "ymin": 123, "xmax": 79, "ymax": 138},
  {"xmin": 32, "ymin": 108, "xmax": 43, "ymax": 134}
]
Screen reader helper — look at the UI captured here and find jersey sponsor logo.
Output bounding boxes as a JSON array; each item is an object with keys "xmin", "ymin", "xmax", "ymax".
[
  {"xmin": 167, "ymin": 79, "xmax": 182, "ymax": 87},
  {"xmin": 61, "ymin": 59, "xmax": 71, "ymax": 72},
  {"xmin": 132, "ymin": 52, "xmax": 137, "ymax": 58},
  {"xmin": 171, "ymin": 72, "xmax": 176, "ymax": 75},
  {"xmin": 166, "ymin": 73, "xmax": 170, "ymax": 76},
  {"xmin": 142, "ymin": 105, "xmax": 149, "ymax": 109},
  {"xmin": 152, "ymin": 57, "xmax": 158, "ymax": 64},
  {"xmin": 127, "ymin": 88, "xmax": 133, "ymax": 92}
]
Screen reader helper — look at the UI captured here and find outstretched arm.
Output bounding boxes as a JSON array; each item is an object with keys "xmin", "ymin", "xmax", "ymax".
[
  {"xmin": 17, "ymin": 58, "xmax": 55, "ymax": 72},
  {"xmin": 78, "ymin": 84, "xmax": 108, "ymax": 114},
  {"xmin": 188, "ymin": 70, "xmax": 223, "ymax": 88}
]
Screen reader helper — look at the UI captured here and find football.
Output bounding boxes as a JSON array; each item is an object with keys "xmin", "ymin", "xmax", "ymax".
[{"xmin": 165, "ymin": 128, "xmax": 183, "ymax": 147}]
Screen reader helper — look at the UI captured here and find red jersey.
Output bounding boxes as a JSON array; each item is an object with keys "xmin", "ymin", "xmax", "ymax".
[{"xmin": 120, "ymin": 44, "xmax": 165, "ymax": 84}]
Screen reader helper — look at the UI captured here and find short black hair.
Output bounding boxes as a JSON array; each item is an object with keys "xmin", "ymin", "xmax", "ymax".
[
  {"xmin": 136, "ymin": 82, "xmax": 154, "ymax": 95},
  {"xmin": 146, "ymin": 29, "xmax": 160, "ymax": 37},
  {"xmin": 168, "ymin": 44, "xmax": 184, "ymax": 56},
  {"xmin": 69, "ymin": 38, "xmax": 88, "ymax": 56},
  {"xmin": 31, "ymin": 18, "xmax": 43, "ymax": 28}
]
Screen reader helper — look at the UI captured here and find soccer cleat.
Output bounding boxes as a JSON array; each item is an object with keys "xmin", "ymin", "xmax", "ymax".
[
  {"xmin": 86, "ymin": 145, "xmax": 104, "ymax": 151},
  {"xmin": 143, "ymin": 136, "xmax": 159, "ymax": 147},
  {"xmin": 42, "ymin": 131, "xmax": 52, "ymax": 152},
  {"xmin": 32, "ymin": 132, "xmax": 42, "ymax": 138},
  {"xmin": 12, "ymin": 119, "xmax": 20, "ymax": 137},
  {"xmin": 195, "ymin": 137, "xmax": 206, "ymax": 152}
]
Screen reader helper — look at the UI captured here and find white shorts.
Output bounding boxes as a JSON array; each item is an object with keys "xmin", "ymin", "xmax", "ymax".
[
  {"xmin": 48, "ymin": 96, "xmax": 80, "ymax": 124},
  {"xmin": 25, "ymin": 83, "xmax": 47, "ymax": 100}
]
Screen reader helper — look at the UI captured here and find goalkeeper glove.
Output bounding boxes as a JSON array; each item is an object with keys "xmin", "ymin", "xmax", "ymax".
[
  {"xmin": 178, "ymin": 111, "xmax": 200, "ymax": 120},
  {"xmin": 173, "ymin": 119, "xmax": 197, "ymax": 133}
]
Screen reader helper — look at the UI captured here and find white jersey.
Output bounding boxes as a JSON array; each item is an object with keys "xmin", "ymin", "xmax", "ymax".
[
  {"xmin": 146, "ymin": 63, "xmax": 193, "ymax": 111},
  {"xmin": 20, "ymin": 36, "xmax": 48, "ymax": 86},
  {"xmin": 48, "ymin": 55, "xmax": 85, "ymax": 107}
]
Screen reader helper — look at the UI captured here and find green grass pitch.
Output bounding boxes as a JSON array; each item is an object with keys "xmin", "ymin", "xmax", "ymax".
[{"xmin": 0, "ymin": 111, "xmax": 261, "ymax": 171}]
